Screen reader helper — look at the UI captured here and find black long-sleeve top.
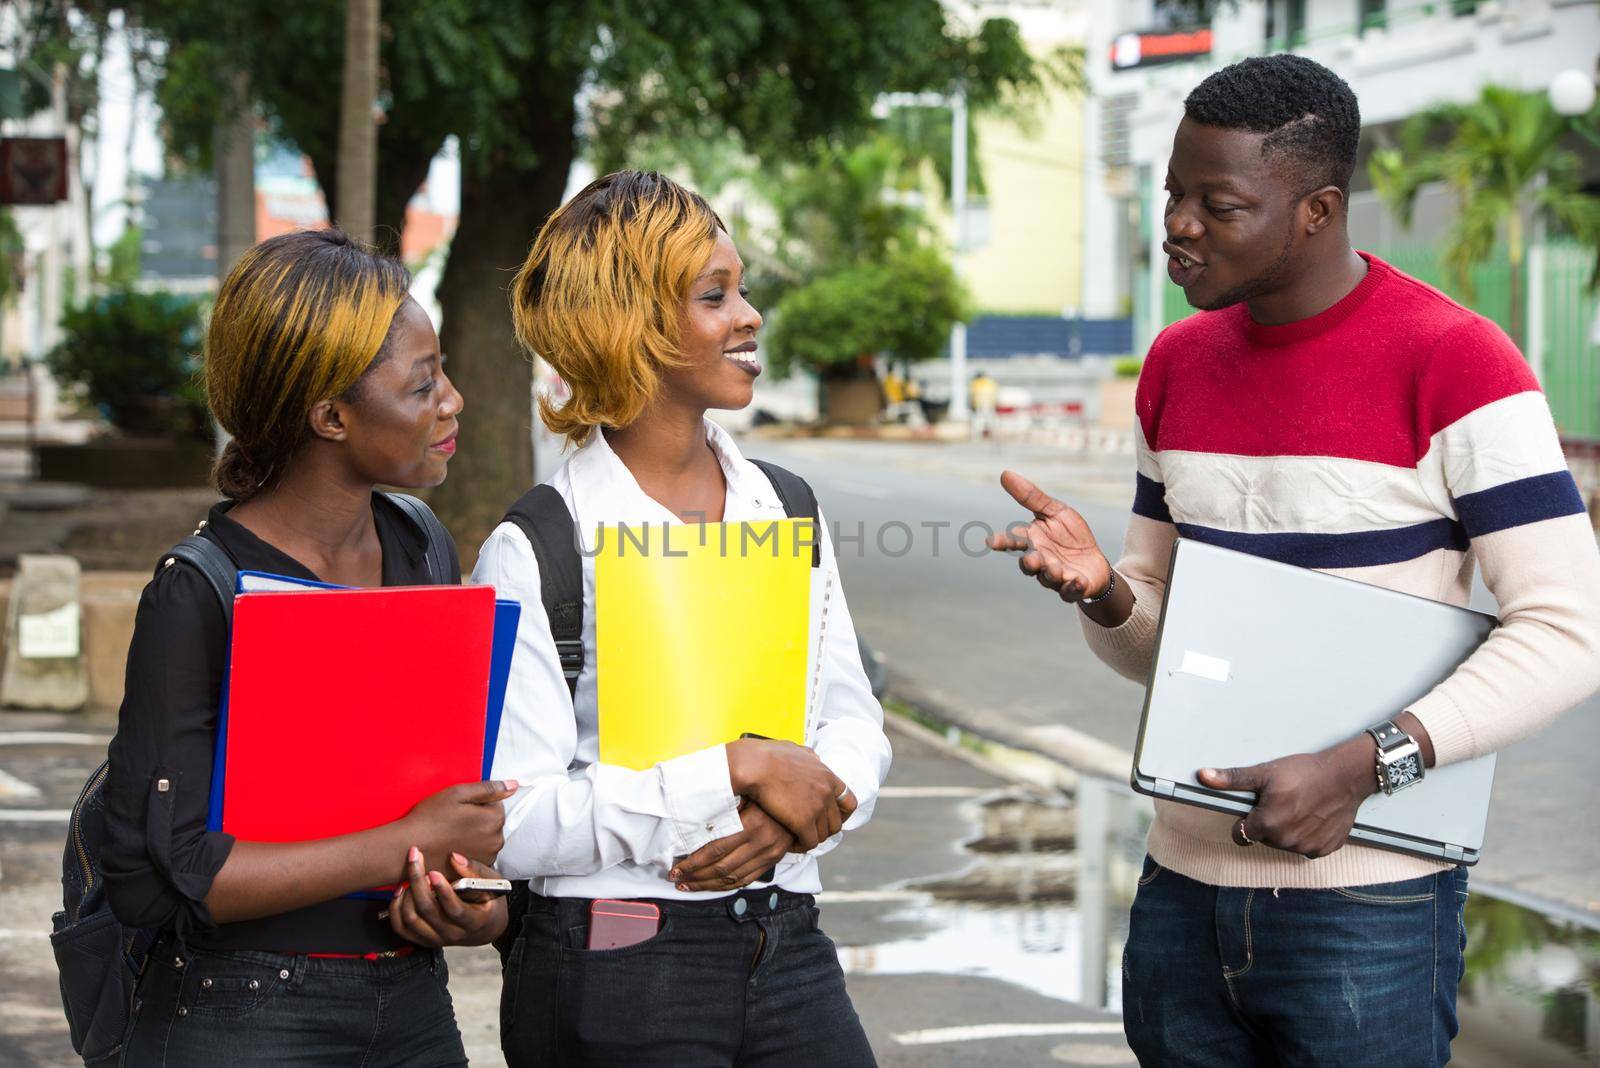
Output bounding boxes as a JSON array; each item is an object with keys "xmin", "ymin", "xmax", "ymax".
[{"xmin": 102, "ymin": 495, "xmax": 460, "ymax": 953}]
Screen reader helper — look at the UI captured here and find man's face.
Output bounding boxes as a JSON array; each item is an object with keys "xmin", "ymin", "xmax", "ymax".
[{"xmin": 1162, "ymin": 117, "xmax": 1302, "ymax": 311}]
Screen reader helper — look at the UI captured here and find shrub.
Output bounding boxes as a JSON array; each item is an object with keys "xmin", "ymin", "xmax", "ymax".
[
  {"xmin": 766, "ymin": 245, "xmax": 969, "ymax": 380},
  {"xmin": 46, "ymin": 289, "xmax": 208, "ymax": 438}
]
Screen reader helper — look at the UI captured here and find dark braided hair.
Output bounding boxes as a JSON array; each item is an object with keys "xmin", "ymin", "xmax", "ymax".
[{"xmin": 1183, "ymin": 55, "xmax": 1361, "ymax": 196}]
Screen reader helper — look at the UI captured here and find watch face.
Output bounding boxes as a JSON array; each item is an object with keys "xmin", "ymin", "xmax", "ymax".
[{"xmin": 1386, "ymin": 754, "xmax": 1422, "ymax": 788}]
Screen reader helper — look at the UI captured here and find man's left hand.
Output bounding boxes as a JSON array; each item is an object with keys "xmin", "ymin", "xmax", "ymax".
[{"xmin": 1199, "ymin": 749, "xmax": 1373, "ymax": 860}]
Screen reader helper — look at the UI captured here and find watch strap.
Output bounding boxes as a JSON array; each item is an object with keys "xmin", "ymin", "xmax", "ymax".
[{"xmin": 1366, "ymin": 719, "xmax": 1408, "ymax": 753}]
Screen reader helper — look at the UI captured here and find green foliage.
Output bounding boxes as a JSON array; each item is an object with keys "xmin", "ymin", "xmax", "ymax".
[
  {"xmin": 0, "ymin": 209, "xmax": 23, "ymax": 309},
  {"xmin": 582, "ymin": 4, "xmax": 1044, "ymax": 176},
  {"xmin": 758, "ymin": 138, "xmax": 929, "ymax": 287},
  {"xmin": 45, "ymin": 289, "xmax": 207, "ymax": 437},
  {"xmin": 25, "ymin": 0, "xmax": 1044, "ymax": 533},
  {"xmin": 767, "ymin": 245, "xmax": 968, "ymax": 378},
  {"xmin": 1370, "ymin": 85, "xmax": 1600, "ymax": 346},
  {"xmin": 104, "ymin": 224, "xmax": 142, "ymax": 289},
  {"xmin": 1114, "ymin": 356, "xmax": 1143, "ymax": 378},
  {"xmin": 6, "ymin": 3, "xmax": 111, "ymax": 137}
]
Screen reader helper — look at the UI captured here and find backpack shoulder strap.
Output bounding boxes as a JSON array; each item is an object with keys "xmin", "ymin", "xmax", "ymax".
[
  {"xmin": 382, "ymin": 492, "xmax": 460, "ymax": 584},
  {"xmin": 503, "ymin": 485, "xmax": 584, "ymax": 698},
  {"xmin": 747, "ymin": 458, "xmax": 821, "ymax": 567},
  {"xmin": 161, "ymin": 535, "xmax": 239, "ymax": 628}
]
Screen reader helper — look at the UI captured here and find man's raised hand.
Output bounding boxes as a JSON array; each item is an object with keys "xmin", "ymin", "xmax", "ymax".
[{"xmin": 986, "ymin": 470, "xmax": 1113, "ymax": 603}]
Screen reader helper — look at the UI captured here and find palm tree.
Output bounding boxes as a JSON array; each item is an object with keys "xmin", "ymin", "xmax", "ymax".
[{"xmin": 1370, "ymin": 85, "xmax": 1600, "ymax": 354}]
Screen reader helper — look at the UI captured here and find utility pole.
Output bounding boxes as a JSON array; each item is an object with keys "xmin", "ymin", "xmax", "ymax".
[
  {"xmin": 949, "ymin": 88, "xmax": 969, "ymax": 423},
  {"xmin": 874, "ymin": 90, "xmax": 971, "ymax": 422},
  {"xmin": 39, "ymin": 63, "xmax": 67, "ymax": 356},
  {"xmin": 336, "ymin": 0, "xmax": 379, "ymax": 244}
]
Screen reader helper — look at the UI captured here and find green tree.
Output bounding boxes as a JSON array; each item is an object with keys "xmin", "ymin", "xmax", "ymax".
[
  {"xmin": 40, "ymin": 1, "xmax": 1041, "ymax": 550},
  {"xmin": 766, "ymin": 244, "xmax": 968, "ymax": 382},
  {"xmin": 1370, "ymin": 85, "xmax": 1600, "ymax": 352}
]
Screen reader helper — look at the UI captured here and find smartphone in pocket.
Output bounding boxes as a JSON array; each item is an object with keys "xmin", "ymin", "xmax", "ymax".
[{"xmin": 587, "ymin": 900, "xmax": 661, "ymax": 950}]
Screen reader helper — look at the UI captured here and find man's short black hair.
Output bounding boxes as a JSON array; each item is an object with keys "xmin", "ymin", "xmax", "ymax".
[{"xmin": 1183, "ymin": 55, "xmax": 1361, "ymax": 196}]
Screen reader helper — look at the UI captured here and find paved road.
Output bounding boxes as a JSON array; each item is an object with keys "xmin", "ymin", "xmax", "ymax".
[{"xmin": 746, "ymin": 434, "xmax": 1600, "ymax": 921}]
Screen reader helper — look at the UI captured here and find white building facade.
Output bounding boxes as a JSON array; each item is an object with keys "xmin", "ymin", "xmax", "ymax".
[{"xmin": 1079, "ymin": 0, "xmax": 1600, "ymax": 352}]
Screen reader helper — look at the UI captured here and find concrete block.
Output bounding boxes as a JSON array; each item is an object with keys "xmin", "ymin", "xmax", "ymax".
[
  {"xmin": 81, "ymin": 572, "xmax": 146, "ymax": 713},
  {"xmin": 1, "ymin": 554, "xmax": 88, "ymax": 710}
]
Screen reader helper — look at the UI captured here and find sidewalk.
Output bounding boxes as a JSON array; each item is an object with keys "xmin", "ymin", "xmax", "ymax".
[{"xmin": 0, "ymin": 710, "xmax": 1134, "ymax": 1067}]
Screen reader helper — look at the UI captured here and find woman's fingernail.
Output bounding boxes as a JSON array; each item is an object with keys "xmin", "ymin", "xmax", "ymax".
[
  {"xmin": 667, "ymin": 869, "xmax": 681, "ymax": 881},
  {"xmin": 452, "ymin": 852, "xmax": 468, "ymax": 867},
  {"xmin": 393, "ymin": 885, "xmax": 404, "ymax": 899},
  {"xmin": 408, "ymin": 846, "xmax": 421, "ymax": 864},
  {"xmin": 429, "ymin": 871, "xmax": 445, "ymax": 888},
  {"xmin": 677, "ymin": 884, "xmax": 690, "ymax": 893},
  {"xmin": 1199, "ymin": 768, "xmax": 1218, "ymax": 779},
  {"xmin": 504, "ymin": 780, "xmax": 519, "ymax": 791}
]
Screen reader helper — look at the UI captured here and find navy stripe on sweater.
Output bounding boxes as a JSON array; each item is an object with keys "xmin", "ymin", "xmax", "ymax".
[
  {"xmin": 1132, "ymin": 473, "xmax": 1173, "ymax": 524},
  {"xmin": 1453, "ymin": 471, "xmax": 1586, "ymax": 538},
  {"xmin": 1173, "ymin": 519, "xmax": 1470, "ymax": 570}
]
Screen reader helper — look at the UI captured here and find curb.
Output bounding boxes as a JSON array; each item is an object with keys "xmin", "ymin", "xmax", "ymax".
[
  {"xmin": 886, "ymin": 668, "xmax": 1136, "ymax": 786},
  {"xmin": 881, "ymin": 705, "xmax": 1078, "ymax": 795}
]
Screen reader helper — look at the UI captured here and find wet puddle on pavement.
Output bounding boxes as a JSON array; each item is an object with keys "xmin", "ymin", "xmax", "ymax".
[{"xmin": 840, "ymin": 776, "xmax": 1600, "ymax": 1064}]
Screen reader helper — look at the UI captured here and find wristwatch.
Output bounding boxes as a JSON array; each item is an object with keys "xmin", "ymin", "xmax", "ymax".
[{"xmin": 1366, "ymin": 720, "xmax": 1425, "ymax": 795}]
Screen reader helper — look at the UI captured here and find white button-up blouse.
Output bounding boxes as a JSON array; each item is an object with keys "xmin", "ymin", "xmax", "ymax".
[{"xmin": 476, "ymin": 420, "xmax": 892, "ymax": 901}]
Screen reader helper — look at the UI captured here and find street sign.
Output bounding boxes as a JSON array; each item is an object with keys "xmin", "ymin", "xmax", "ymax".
[
  {"xmin": 1110, "ymin": 29, "xmax": 1213, "ymax": 71},
  {"xmin": 0, "ymin": 137, "xmax": 69, "ymax": 205}
]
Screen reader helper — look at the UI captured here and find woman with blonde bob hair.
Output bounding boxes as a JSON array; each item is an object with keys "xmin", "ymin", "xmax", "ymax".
[
  {"xmin": 106, "ymin": 229, "xmax": 514, "ymax": 1066},
  {"xmin": 478, "ymin": 171, "xmax": 891, "ymax": 1066}
]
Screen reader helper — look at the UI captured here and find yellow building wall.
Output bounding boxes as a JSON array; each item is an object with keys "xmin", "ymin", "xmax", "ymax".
[{"xmin": 959, "ymin": 81, "xmax": 1085, "ymax": 315}]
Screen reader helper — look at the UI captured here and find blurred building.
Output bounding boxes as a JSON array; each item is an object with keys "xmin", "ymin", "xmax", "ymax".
[
  {"xmin": 961, "ymin": 2, "xmax": 1090, "ymax": 317},
  {"xmin": 1080, "ymin": 0, "xmax": 1600, "ymax": 380},
  {"xmin": 897, "ymin": 1, "xmax": 1136, "ymax": 417}
]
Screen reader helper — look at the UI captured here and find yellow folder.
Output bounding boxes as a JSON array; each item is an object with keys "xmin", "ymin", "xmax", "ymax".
[{"xmin": 594, "ymin": 518, "xmax": 814, "ymax": 771}]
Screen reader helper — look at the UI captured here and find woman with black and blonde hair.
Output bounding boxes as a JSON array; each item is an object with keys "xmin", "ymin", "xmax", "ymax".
[
  {"xmin": 105, "ymin": 229, "xmax": 511, "ymax": 1066},
  {"xmin": 480, "ymin": 170, "xmax": 890, "ymax": 1065}
]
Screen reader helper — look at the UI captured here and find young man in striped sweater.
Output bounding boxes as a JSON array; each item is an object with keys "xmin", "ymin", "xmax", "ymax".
[{"xmin": 990, "ymin": 55, "xmax": 1600, "ymax": 1065}]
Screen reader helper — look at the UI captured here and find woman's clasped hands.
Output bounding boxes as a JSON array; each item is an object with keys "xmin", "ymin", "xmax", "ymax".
[{"xmin": 670, "ymin": 739, "xmax": 856, "ymax": 893}]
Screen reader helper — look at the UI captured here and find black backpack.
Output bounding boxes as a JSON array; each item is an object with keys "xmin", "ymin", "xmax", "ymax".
[
  {"xmin": 491, "ymin": 459, "xmax": 820, "ymax": 956},
  {"xmin": 50, "ymin": 493, "xmax": 454, "ymax": 1066}
]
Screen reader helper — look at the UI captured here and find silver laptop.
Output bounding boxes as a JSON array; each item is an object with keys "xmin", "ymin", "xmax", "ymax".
[{"xmin": 1132, "ymin": 538, "xmax": 1498, "ymax": 865}]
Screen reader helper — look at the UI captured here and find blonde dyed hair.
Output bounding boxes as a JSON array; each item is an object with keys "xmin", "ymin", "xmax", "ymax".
[
  {"xmin": 510, "ymin": 171, "xmax": 726, "ymax": 445},
  {"xmin": 205, "ymin": 229, "xmax": 411, "ymax": 499}
]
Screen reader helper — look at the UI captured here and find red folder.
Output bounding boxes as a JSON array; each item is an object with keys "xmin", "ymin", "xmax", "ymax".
[{"xmin": 215, "ymin": 584, "xmax": 496, "ymax": 843}]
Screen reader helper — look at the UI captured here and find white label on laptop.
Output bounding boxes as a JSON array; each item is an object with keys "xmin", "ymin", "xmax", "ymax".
[{"xmin": 1175, "ymin": 650, "xmax": 1231, "ymax": 683}]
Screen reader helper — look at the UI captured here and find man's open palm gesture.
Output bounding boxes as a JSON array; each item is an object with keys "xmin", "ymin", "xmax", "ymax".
[{"xmin": 986, "ymin": 470, "xmax": 1113, "ymax": 602}]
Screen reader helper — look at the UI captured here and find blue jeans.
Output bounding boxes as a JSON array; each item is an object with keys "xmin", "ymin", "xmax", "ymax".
[
  {"xmin": 120, "ymin": 941, "xmax": 467, "ymax": 1066},
  {"xmin": 499, "ymin": 887, "xmax": 875, "ymax": 1067},
  {"xmin": 1122, "ymin": 856, "xmax": 1468, "ymax": 1067}
]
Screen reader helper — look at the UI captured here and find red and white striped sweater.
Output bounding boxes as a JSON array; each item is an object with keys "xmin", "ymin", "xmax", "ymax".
[{"xmin": 1085, "ymin": 253, "xmax": 1600, "ymax": 888}]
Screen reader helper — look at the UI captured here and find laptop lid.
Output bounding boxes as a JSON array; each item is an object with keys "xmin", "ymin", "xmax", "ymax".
[{"xmin": 1133, "ymin": 538, "xmax": 1498, "ymax": 864}]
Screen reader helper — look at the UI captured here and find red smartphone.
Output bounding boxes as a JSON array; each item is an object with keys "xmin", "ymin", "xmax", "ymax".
[{"xmin": 587, "ymin": 899, "xmax": 661, "ymax": 950}]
